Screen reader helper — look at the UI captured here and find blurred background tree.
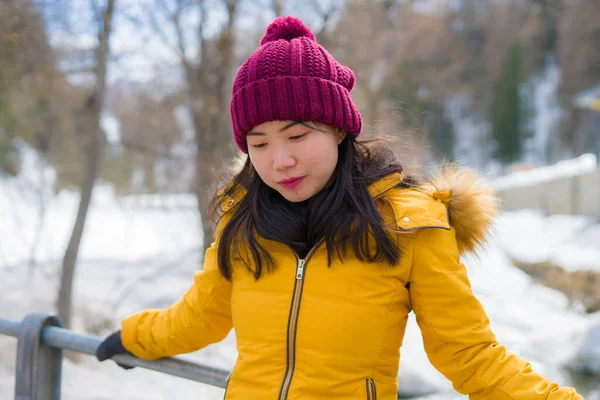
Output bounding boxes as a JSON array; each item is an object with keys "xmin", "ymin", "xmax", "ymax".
[
  {"xmin": 491, "ymin": 41, "xmax": 524, "ymax": 164},
  {"xmin": 1, "ymin": 0, "xmax": 599, "ymax": 240},
  {"xmin": 0, "ymin": 0, "xmax": 79, "ymax": 177},
  {"xmin": 1, "ymin": 0, "xmax": 599, "ymax": 340}
]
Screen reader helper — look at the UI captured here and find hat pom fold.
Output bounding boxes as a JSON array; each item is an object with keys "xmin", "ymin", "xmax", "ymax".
[{"xmin": 261, "ymin": 16, "xmax": 316, "ymax": 45}]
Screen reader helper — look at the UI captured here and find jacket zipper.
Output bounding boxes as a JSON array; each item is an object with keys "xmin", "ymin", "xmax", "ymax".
[
  {"xmin": 277, "ymin": 243, "xmax": 322, "ymax": 400},
  {"xmin": 366, "ymin": 378, "xmax": 377, "ymax": 400}
]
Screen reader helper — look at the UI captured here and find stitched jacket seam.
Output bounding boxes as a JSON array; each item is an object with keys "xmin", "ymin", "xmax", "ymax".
[
  {"xmin": 372, "ymin": 276, "xmax": 401, "ymax": 381},
  {"xmin": 411, "ymin": 230, "xmax": 464, "ymax": 373},
  {"xmin": 411, "ymin": 229, "xmax": 519, "ymax": 399},
  {"xmin": 139, "ymin": 276, "xmax": 231, "ymax": 351}
]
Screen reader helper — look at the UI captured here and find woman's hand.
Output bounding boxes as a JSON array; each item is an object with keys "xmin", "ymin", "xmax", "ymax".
[{"xmin": 96, "ymin": 330, "xmax": 135, "ymax": 370}]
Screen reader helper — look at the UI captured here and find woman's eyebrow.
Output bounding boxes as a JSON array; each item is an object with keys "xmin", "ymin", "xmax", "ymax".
[
  {"xmin": 279, "ymin": 121, "xmax": 302, "ymax": 132},
  {"xmin": 247, "ymin": 121, "xmax": 302, "ymax": 136}
]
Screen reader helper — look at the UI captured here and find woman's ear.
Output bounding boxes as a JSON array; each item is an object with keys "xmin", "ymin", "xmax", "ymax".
[{"xmin": 337, "ymin": 129, "xmax": 347, "ymax": 145}]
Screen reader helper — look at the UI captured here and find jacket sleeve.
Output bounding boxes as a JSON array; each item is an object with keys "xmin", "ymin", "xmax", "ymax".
[
  {"xmin": 408, "ymin": 227, "xmax": 582, "ymax": 399},
  {"xmin": 120, "ymin": 218, "xmax": 233, "ymax": 360}
]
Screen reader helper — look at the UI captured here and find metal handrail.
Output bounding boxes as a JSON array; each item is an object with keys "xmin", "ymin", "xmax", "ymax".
[{"xmin": 0, "ymin": 313, "xmax": 230, "ymax": 400}]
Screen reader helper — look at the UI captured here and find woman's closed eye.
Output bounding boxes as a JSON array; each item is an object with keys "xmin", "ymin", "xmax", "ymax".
[
  {"xmin": 249, "ymin": 132, "xmax": 307, "ymax": 148},
  {"xmin": 290, "ymin": 133, "xmax": 308, "ymax": 141}
]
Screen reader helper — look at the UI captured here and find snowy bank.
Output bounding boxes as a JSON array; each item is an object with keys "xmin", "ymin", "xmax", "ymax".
[
  {"xmin": 490, "ymin": 153, "xmax": 597, "ymax": 191},
  {"xmin": 490, "ymin": 154, "xmax": 600, "ymax": 218}
]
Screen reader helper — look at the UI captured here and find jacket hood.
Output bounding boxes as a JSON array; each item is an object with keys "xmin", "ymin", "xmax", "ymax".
[{"xmin": 417, "ymin": 164, "xmax": 501, "ymax": 254}]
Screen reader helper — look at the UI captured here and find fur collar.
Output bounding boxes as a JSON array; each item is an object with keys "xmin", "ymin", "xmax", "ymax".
[{"xmin": 417, "ymin": 164, "xmax": 501, "ymax": 254}]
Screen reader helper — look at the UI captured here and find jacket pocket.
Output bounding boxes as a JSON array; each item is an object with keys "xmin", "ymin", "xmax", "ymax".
[{"xmin": 365, "ymin": 378, "xmax": 377, "ymax": 400}]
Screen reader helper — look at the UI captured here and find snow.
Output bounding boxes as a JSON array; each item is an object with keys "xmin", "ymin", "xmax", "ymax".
[
  {"xmin": 496, "ymin": 210, "xmax": 600, "ymax": 272},
  {"xmin": 567, "ymin": 315, "xmax": 600, "ymax": 375},
  {"xmin": 530, "ymin": 55, "xmax": 562, "ymax": 166},
  {"xmin": 1, "ymin": 147, "xmax": 599, "ymax": 398},
  {"xmin": 445, "ymin": 93, "xmax": 494, "ymax": 171},
  {"xmin": 0, "ymin": 144, "xmax": 199, "ymax": 267},
  {"xmin": 489, "ymin": 153, "xmax": 597, "ymax": 191},
  {"xmin": 101, "ymin": 112, "xmax": 121, "ymax": 145}
]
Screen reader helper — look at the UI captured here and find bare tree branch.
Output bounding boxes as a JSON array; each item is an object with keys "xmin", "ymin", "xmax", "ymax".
[
  {"xmin": 309, "ymin": 0, "xmax": 343, "ymax": 44},
  {"xmin": 107, "ymin": 247, "xmax": 202, "ymax": 313},
  {"xmin": 145, "ymin": 0, "xmax": 180, "ymax": 58},
  {"xmin": 89, "ymin": 0, "xmax": 102, "ymax": 31},
  {"xmin": 215, "ymin": 0, "xmax": 238, "ymax": 104},
  {"xmin": 61, "ymin": 66, "xmax": 97, "ymax": 75},
  {"xmin": 119, "ymin": 140, "xmax": 191, "ymax": 159},
  {"xmin": 198, "ymin": 0, "xmax": 206, "ymax": 74},
  {"xmin": 172, "ymin": 0, "xmax": 191, "ymax": 67},
  {"xmin": 272, "ymin": 0, "xmax": 282, "ymax": 16}
]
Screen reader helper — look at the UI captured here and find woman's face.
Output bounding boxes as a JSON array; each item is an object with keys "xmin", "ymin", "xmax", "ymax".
[{"xmin": 247, "ymin": 121, "xmax": 345, "ymax": 202}]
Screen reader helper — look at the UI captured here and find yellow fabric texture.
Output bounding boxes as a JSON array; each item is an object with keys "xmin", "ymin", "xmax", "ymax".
[{"xmin": 120, "ymin": 174, "xmax": 582, "ymax": 400}]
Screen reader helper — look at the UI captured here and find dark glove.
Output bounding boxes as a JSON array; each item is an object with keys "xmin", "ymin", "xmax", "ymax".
[{"xmin": 96, "ymin": 330, "xmax": 135, "ymax": 370}]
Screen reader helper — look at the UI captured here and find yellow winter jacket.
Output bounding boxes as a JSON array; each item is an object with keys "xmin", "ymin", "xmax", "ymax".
[{"xmin": 121, "ymin": 167, "xmax": 582, "ymax": 400}]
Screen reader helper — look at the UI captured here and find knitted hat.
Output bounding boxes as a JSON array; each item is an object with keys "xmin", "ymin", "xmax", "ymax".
[{"xmin": 230, "ymin": 16, "xmax": 363, "ymax": 153}]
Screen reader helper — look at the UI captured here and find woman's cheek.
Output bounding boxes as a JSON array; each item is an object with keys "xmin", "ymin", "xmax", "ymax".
[{"xmin": 302, "ymin": 141, "xmax": 324, "ymax": 164}]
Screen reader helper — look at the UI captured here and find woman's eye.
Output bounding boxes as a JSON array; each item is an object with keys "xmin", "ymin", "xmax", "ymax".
[
  {"xmin": 251, "ymin": 143, "xmax": 267, "ymax": 149},
  {"xmin": 290, "ymin": 133, "xmax": 307, "ymax": 141}
]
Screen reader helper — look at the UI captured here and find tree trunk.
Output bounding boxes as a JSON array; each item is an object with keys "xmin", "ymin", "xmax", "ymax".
[
  {"xmin": 57, "ymin": 0, "xmax": 115, "ymax": 329},
  {"xmin": 195, "ymin": 147, "xmax": 217, "ymax": 250},
  {"xmin": 187, "ymin": 1, "xmax": 239, "ymax": 252},
  {"xmin": 57, "ymin": 131, "xmax": 102, "ymax": 329}
]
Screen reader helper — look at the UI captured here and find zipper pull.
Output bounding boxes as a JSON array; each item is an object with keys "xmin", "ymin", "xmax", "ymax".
[{"xmin": 296, "ymin": 259, "xmax": 305, "ymax": 280}]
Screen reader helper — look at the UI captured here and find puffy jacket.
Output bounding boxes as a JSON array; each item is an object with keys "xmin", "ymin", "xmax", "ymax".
[{"xmin": 120, "ymin": 167, "xmax": 582, "ymax": 400}]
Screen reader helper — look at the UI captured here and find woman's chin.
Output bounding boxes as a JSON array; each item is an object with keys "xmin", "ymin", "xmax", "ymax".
[
  {"xmin": 270, "ymin": 177, "xmax": 328, "ymax": 202},
  {"xmin": 278, "ymin": 190, "xmax": 312, "ymax": 202},
  {"xmin": 275, "ymin": 183, "xmax": 316, "ymax": 202}
]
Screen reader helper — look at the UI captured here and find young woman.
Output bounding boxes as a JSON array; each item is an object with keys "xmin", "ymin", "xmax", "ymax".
[{"xmin": 96, "ymin": 16, "xmax": 582, "ymax": 400}]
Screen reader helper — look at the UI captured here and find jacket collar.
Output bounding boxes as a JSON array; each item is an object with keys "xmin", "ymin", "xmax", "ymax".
[
  {"xmin": 367, "ymin": 172, "xmax": 404, "ymax": 198},
  {"xmin": 219, "ymin": 172, "xmax": 404, "ymax": 213},
  {"xmin": 218, "ymin": 165, "xmax": 500, "ymax": 255}
]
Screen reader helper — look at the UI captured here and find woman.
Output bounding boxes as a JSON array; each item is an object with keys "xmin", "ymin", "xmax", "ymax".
[{"xmin": 96, "ymin": 16, "xmax": 582, "ymax": 399}]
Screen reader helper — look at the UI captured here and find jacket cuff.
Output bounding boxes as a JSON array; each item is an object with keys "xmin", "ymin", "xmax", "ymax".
[{"xmin": 121, "ymin": 310, "xmax": 161, "ymax": 360}]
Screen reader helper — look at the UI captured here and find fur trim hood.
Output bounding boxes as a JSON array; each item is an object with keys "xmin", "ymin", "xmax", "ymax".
[
  {"xmin": 379, "ymin": 164, "xmax": 501, "ymax": 255},
  {"xmin": 421, "ymin": 164, "xmax": 501, "ymax": 254}
]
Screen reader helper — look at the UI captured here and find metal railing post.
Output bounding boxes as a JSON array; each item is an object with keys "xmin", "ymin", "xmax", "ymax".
[
  {"xmin": 1, "ymin": 314, "xmax": 231, "ymax": 396},
  {"xmin": 15, "ymin": 313, "xmax": 63, "ymax": 400}
]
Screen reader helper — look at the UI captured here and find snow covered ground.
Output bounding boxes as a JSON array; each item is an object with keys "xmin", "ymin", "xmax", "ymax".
[
  {"xmin": 1, "ymin": 148, "xmax": 599, "ymax": 399},
  {"xmin": 497, "ymin": 210, "xmax": 600, "ymax": 272}
]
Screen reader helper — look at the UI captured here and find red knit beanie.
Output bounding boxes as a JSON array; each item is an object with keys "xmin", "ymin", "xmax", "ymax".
[{"xmin": 230, "ymin": 16, "xmax": 363, "ymax": 153}]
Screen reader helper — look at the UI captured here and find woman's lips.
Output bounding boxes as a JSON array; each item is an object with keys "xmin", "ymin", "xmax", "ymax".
[{"xmin": 280, "ymin": 177, "xmax": 304, "ymax": 189}]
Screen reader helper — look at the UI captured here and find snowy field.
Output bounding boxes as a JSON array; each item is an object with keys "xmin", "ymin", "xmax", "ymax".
[{"xmin": 1, "ymin": 150, "xmax": 599, "ymax": 399}]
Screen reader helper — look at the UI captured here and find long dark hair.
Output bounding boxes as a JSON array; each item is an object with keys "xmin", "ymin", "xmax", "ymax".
[{"xmin": 210, "ymin": 133, "xmax": 414, "ymax": 280}]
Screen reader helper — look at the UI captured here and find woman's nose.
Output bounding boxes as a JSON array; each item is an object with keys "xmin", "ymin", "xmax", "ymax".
[{"xmin": 272, "ymin": 147, "xmax": 296, "ymax": 170}]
